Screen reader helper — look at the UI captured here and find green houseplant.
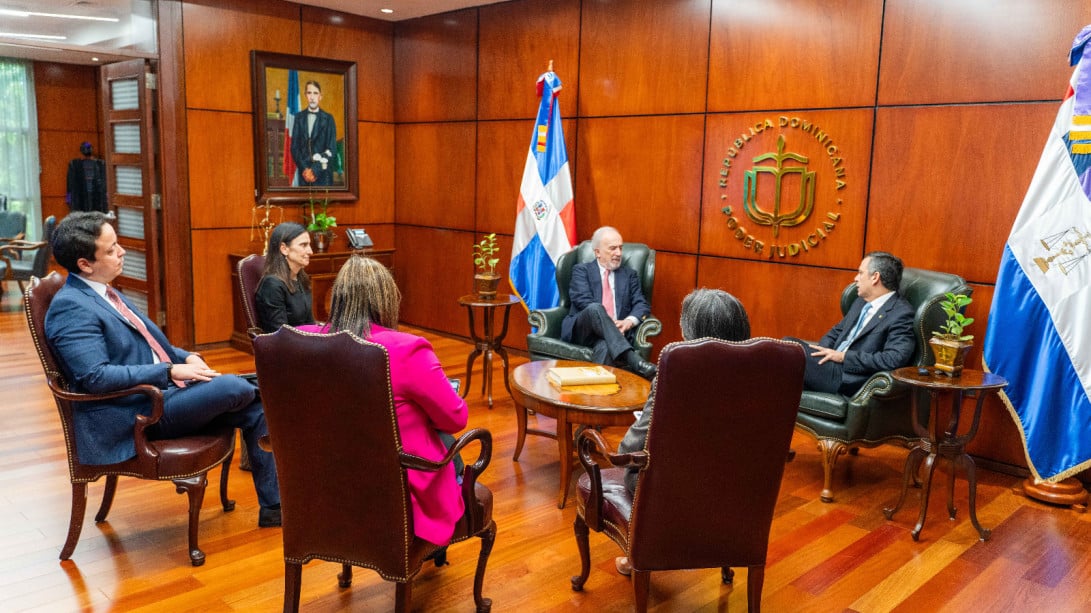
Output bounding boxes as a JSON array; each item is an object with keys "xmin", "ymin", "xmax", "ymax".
[
  {"xmin": 928, "ymin": 292, "xmax": 974, "ymax": 376},
  {"xmin": 473, "ymin": 232, "xmax": 501, "ymax": 299},
  {"xmin": 305, "ymin": 191, "xmax": 337, "ymax": 253}
]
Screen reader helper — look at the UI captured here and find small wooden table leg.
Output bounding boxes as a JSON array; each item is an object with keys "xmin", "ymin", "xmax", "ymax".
[{"xmin": 556, "ymin": 409, "xmax": 573, "ymax": 509}]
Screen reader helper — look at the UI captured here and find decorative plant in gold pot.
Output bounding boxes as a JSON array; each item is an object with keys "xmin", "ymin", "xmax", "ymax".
[
  {"xmin": 305, "ymin": 190, "xmax": 337, "ymax": 253},
  {"xmin": 928, "ymin": 292, "xmax": 974, "ymax": 377},
  {"xmin": 472, "ymin": 232, "xmax": 501, "ymax": 299}
]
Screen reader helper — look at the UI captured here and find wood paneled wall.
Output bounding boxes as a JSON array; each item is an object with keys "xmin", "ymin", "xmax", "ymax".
[
  {"xmin": 389, "ymin": 0, "xmax": 1091, "ymax": 473},
  {"xmin": 109, "ymin": 0, "xmax": 1091, "ymax": 472},
  {"xmin": 34, "ymin": 62, "xmax": 101, "ymax": 235}
]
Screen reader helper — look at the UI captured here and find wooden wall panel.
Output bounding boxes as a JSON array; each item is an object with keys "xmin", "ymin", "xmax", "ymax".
[
  {"xmin": 878, "ymin": 0, "xmax": 1089, "ymax": 105},
  {"xmin": 578, "ymin": 0, "xmax": 711, "ymax": 117},
  {"xmin": 394, "ymin": 226, "xmax": 473, "ymax": 336},
  {"xmin": 393, "ymin": 10, "xmax": 477, "ymax": 123},
  {"xmin": 302, "ymin": 6, "xmax": 394, "ymax": 123},
  {"xmin": 575, "ymin": 115, "xmax": 704, "ymax": 251},
  {"xmin": 708, "ymin": 0, "xmax": 883, "ymax": 112},
  {"xmin": 869, "ymin": 103, "xmax": 1057, "ymax": 284},
  {"xmin": 700, "ymin": 109, "xmax": 874, "ymax": 269},
  {"xmin": 182, "ymin": 0, "xmax": 301, "ymax": 113},
  {"xmin": 186, "ymin": 109, "xmax": 255, "ymax": 229},
  {"xmin": 699, "ymin": 256, "xmax": 853, "ymax": 342},
  {"xmin": 355, "ymin": 121, "xmax": 395, "ymax": 225},
  {"xmin": 34, "ymin": 63, "xmax": 98, "ymax": 133},
  {"xmin": 477, "ymin": 0, "xmax": 581, "ymax": 120},
  {"xmin": 34, "ymin": 62, "xmax": 101, "ymax": 232},
  {"xmin": 191, "ymin": 228, "xmax": 250, "ymax": 344},
  {"xmin": 395, "ymin": 122, "xmax": 476, "ymax": 229}
]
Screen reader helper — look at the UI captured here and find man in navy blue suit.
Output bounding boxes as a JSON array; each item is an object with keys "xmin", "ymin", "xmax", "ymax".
[
  {"xmin": 44, "ymin": 212, "xmax": 282, "ymax": 528},
  {"xmin": 791, "ymin": 251, "xmax": 916, "ymax": 396},
  {"xmin": 561, "ymin": 226, "xmax": 657, "ymax": 380}
]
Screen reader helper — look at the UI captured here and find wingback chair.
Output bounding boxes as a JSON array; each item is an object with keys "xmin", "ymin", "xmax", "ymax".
[
  {"xmin": 571, "ymin": 337, "xmax": 806, "ymax": 612},
  {"xmin": 0, "ymin": 215, "xmax": 55, "ymax": 292},
  {"xmin": 0, "ymin": 209, "xmax": 26, "ymax": 240},
  {"xmin": 24, "ymin": 273, "xmax": 236, "ymax": 566},
  {"xmin": 795, "ymin": 267, "xmax": 972, "ymax": 502},
  {"xmin": 236, "ymin": 253, "xmax": 265, "ymax": 338},
  {"xmin": 526, "ymin": 240, "xmax": 662, "ymax": 361},
  {"xmin": 252, "ymin": 327, "xmax": 497, "ymax": 613}
]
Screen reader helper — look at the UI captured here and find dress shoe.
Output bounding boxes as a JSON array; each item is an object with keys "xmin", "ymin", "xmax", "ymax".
[
  {"xmin": 615, "ymin": 556, "xmax": 632, "ymax": 576},
  {"xmin": 623, "ymin": 350, "xmax": 657, "ymax": 380},
  {"xmin": 631, "ymin": 358, "xmax": 657, "ymax": 380},
  {"xmin": 258, "ymin": 505, "xmax": 282, "ymax": 528}
]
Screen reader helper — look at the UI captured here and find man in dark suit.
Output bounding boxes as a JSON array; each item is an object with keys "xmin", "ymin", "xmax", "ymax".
[
  {"xmin": 290, "ymin": 80, "xmax": 338, "ymax": 186},
  {"xmin": 792, "ymin": 251, "xmax": 915, "ymax": 395},
  {"xmin": 44, "ymin": 212, "xmax": 282, "ymax": 528},
  {"xmin": 561, "ymin": 226, "xmax": 657, "ymax": 379}
]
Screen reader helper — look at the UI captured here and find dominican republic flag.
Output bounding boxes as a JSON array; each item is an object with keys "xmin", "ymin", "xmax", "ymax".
[
  {"xmin": 282, "ymin": 70, "xmax": 301, "ymax": 186},
  {"xmin": 983, "ymin": 25, "xmax": 1091, "ymax": 482},
  {"xmin": 509, "ymin": 70, "xmax": 577, "ymax": 312}
]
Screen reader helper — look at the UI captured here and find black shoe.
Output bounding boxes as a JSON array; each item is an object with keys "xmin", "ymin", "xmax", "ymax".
[
  {"xmin": 258, "ymin": 505, "xmax": 282, "ymax": 528},
  {"xmin": 631, "ymin": 358, "xmax": 657, "ymax": 381},
  {"xmin": 424, "ymin": 546, "xmax": 449, "ymax": 567}
]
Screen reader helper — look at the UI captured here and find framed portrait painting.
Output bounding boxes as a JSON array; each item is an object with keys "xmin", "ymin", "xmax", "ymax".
[{"xmin": 250, "ymin": 51, "xmax": 358, "ymax": 203}]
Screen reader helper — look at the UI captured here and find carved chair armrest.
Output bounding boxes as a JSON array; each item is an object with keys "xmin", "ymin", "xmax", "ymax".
[
  {"xmin": 575, "ymin": 428, "xmax": 647, "ymax": 531},
  {"xmin": 46, "ymin": 374, "xmax": 166, "ymax": 459},
  {"xmin": 246, "ymin": 326, "xmax": 263, "ymax": 340},
  {"xmin": 0, "ymin": 238, "xmax": 44, "ymax": 259},
  {"xmin": 633, "ymin": 316, "xmax": 663, "ymax": 355},
  {"xmin": 528, "ymin": 306, "xmax": 566, "ymax": 338},
  {"xmin": 847, "ymin": 371, "xmax": 906, "ymax": 407},
  {"xmin": 401, "ymin": 428, "xmax": 494, "ymax": 536}
]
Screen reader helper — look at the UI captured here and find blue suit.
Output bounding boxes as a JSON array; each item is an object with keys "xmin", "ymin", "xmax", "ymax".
[
  {"xmin": 44, "ymin": 274, "xmax": 279, "ymax": 507},
  {"xmin": 562, "ymin": 261, "xmax": 651, "ymax": 365}
]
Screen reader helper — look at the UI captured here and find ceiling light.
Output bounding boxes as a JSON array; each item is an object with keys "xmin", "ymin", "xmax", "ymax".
[
  {"xmin": 0, "ymin": 9, "xmax": 119, "ymax": 23},
  {"xmin": 0, "ymin": 32, "xmax": 68, "ymax": 40},
  {"xmin": 380, "ymin": 8, "xmax": 394, "ymax": 14}
]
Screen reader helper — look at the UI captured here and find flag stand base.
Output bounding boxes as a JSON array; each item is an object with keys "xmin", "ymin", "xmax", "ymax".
[{"xmin": 1012, "ymin": 477, "xmax": 1088, "ymax": 512}]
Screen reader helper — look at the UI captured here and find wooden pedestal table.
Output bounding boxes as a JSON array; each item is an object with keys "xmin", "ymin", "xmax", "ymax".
[
  {"xmin": 458, "ymin": 294, "xmax": 519, "ymax": 408},
  {"xmin": 509, "ymin": 360, "xmax": 650, "ymax": 509},
  {"xmin": 883, "ymin": 367, "xmax": 1008, "ymax": 541}
]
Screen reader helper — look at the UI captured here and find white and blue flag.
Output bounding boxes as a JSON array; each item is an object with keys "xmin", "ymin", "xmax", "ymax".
[
  {"xmin": 983, "ymin": 25, "xmax": 1091, "ymax": 482},
  {"xmin": 509, "ymin": 70, "xmax": 576, "ymax": 312}
]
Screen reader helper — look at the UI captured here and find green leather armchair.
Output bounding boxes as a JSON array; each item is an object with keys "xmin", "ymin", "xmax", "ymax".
[
  {"xmin": 794, "ymin": 267, "xmax": 971, "ymax": 503},
  {"xmin": 526, "ymin": 240, "xmax": 662, "ymax": 362}
]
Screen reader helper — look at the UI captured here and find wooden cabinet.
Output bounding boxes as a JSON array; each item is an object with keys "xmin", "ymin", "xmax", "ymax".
[{"xmin": 228, "ymin": 247, "xmax": 395, "ymax": 352}]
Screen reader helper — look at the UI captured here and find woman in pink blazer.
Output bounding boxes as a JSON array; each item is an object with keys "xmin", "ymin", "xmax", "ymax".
[{"xmin": 298, "ymin": 255, "xmax": 467, "ymax": 546}]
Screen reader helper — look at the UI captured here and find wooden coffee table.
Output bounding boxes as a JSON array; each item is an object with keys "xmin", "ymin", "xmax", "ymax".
[{"xmin": 509, "ymin": 359, "xmax": 651, "ymax": 508}]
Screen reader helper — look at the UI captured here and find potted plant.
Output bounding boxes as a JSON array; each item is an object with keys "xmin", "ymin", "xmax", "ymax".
[
  {"xmin": 928, "ymin": 292, "xmax": 974, "ymax": 377},
  {"xmin": 305, "ymin": 191, "xmax": 337, "ymax": 253},
  {"xmin": 473, "ymin": 232, "xmax": 501, "ymax": 299}
]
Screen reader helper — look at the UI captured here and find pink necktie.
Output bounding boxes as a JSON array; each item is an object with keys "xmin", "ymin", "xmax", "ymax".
[
  {"xmin": 107, "ymin": 287, "xmax": 184, "ymax": 387},
  {"xmin": 602, "ymin": 269, "xmax": 616, "ymax": 319}
]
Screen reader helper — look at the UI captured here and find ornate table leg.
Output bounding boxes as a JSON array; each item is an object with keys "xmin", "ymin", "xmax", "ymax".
[
  {"xmin": 884, "ymin": 445, "xmax": 928, "ymax": 520},
  {"xmin": 556, "ymin": 410, "xmax": 573, "ymax": 509},
  {"xmin": 912, "ymin": 452, "xmax": 940, "ymax": 541},
  {"xmin": 462, "ymin": 305, "xmax": 482, "ymax": 398}
]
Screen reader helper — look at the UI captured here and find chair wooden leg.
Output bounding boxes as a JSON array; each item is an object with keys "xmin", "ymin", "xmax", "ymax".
[
  {"xmin": 395, "ymin": 581, "xmax": 412, "ymax": 613},
  {"xmin": 95, "ymin": 475, "xmax": 119, "ymax": 522},
  {"xmin": 722, "ymin": 566, "xmax": 734, "ymax": 584},
  {"xmin": 284, "ymin": 560, "xmax": 303, "ymax": 613},
  {"xmin": 219, "ymin": 450, "xmax": 236, "ymax": 512},
  {"xmin": 816, "ymin": 438, "xmax": 848, "ymax": 503},
  {"xmin": 632, "ymin": 569, "xmax": 651, "ymax": 613},
  {"xmin": 338, "ymin": 563, "xmax": 352, "ymax": 588},
  {"xmin": 747, "ymin": 564, "xmax": 765, "ymax": 613},
  {"xmin": 60, "ymin": 482, "xmax": 88, "ymax": 561},
  {"xmin": 174, "ymin": 474, "xmax": 209, "ymax": 566},
  {"xmin": 474, "ymin": 520, "xmax": 496, "ymax": 613},
  {"xmin": 571, "ymin": 514, "xmax": 591, "ymax": 591}
]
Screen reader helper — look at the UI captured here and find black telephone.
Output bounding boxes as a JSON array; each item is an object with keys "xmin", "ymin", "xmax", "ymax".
[{"xmin": 346, "ymin": 227, "xmax": 373, "ymax": 249}]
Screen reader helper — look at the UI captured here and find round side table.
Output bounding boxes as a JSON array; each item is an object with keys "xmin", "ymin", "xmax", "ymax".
[{"xmin": 458, "ymin": 293, "xmax": 519, "ymax": 408}]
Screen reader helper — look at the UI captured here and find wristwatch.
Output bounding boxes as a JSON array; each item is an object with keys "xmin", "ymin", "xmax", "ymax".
[{"xmin": 166, "ymin": 362, "xmax": 174, "ymax": 378}]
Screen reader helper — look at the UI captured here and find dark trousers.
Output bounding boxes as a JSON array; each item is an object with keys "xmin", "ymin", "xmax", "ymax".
[
  {"xmin": 786, "ymin": 337, "xmax": 844, "ymax": 395},
  {"xmin": 153, "ymin": 375, "xmax": 280, "ymax": 509},
  {"xmin": 571, "ymin": 303, "xmax": 635, "ymax": 365}
]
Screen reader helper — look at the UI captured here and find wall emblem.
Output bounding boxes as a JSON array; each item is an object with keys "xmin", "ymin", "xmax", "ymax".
[{"xmin": 719, "ymin": 116, "xmax": 848, "ymax": 259}]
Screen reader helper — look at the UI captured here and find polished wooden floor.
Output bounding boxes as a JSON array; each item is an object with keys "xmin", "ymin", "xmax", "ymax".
[{"xmin": 3, "ymin": 283, "xmax": 1091, "ymax": 612}]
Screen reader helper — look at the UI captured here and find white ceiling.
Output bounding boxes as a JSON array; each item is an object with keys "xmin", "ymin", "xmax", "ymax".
[{"xmin": 0, "ymin": 0, "xmax": 507, "ymax": 65}]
